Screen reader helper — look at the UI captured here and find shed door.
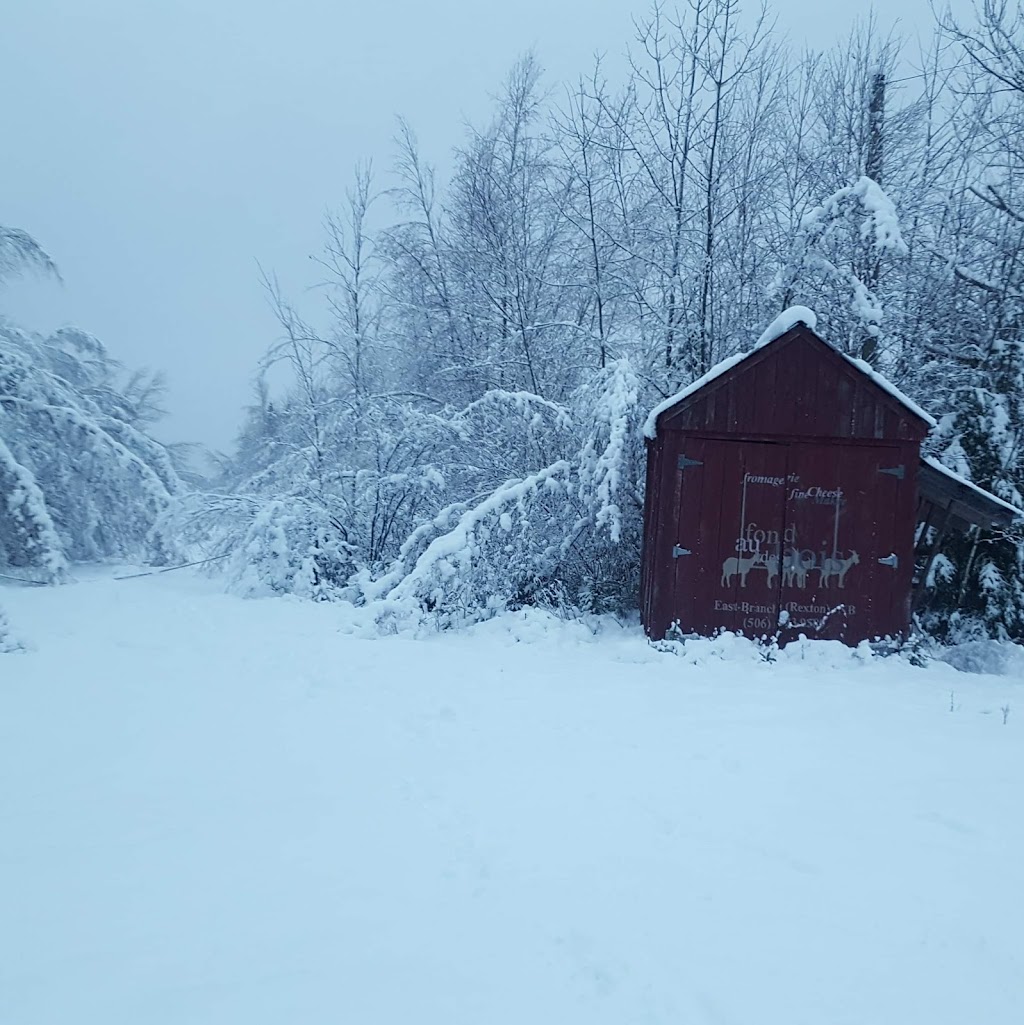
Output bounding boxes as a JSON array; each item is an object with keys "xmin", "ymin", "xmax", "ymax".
[
  {"xmin": 666, "ymin": 438, "xmax": 912, "ymax": 641},
  {"xmin": 671, "ymin": 438, "xmax": 788, "ymax": 636},
  {"xmin": 778, "ymin": 444, "xmax": 908, "ymax": 641}
]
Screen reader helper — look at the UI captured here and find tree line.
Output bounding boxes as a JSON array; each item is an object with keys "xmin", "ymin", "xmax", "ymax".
[{"xmin": 4, "ymin": 1, "xmax": 1024, "ymax": 641}]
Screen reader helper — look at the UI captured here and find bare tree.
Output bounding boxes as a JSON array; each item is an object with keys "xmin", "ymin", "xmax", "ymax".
[{"xmin": 316, "ymin": 162, "xmax": 384, "ymax": 402}]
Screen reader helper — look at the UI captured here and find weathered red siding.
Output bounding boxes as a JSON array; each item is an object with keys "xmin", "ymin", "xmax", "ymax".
[
  {"xmin": 657, "ymin": 331, "xmax": 923, "ymax": 441},
  {"xmin": 641, "ymin": 326, "xmax": 929, "ymax": 645}
]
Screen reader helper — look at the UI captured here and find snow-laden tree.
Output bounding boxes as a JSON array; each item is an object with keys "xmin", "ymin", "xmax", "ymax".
[
  {"xmin": 157, "ymin": 392, "xmax": 457, "ymax": 599},
  {"xmin": 362, "ymin": 366, "xmax": 646, "ymax": 627},
  {"xmin": 908, "ymin": 0, "xmax": 1024, "ymax": 638},
  {"xmin": 770, "ymin": 175, "xmax": 909, "ymax": 363},
  {"xmin": 179, "ymin": 325, "xmax": 651, "ymax": 623},
  {"xmin": 579, "ymin": 0, "xmax": 781, "ymax": 387},
  {"xmin": 0, "ymin": 225, "xmax": 59, "ymax": 288},
  {"xmin": 924, "ymin": 341, "xmax": 1024, "ymax": 638},
  {"xmin": 381, "ymin": 55, "xmax": 582, "ymax": 407},
  {"xmin": 1, "ymin": 222, "xmax": 180, "ymax": 579},
  {"xmin": 0, "ymin": 317, "xmax": 180, "ymax": 578}
]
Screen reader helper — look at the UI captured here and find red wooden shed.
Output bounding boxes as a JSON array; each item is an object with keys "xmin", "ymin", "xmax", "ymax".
[{"xmin": 640, "ymin": 310, "xmax": 1017, "ymax": 644}]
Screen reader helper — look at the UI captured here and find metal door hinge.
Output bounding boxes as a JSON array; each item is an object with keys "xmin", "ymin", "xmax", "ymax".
[
  {"xmin": 672, "ymin": 545, "xmax": 692, "ymax": 558},
  {"xmin": 878, "ymin": 465, "xmax": 905, "ymax": 480},
  {"xmin": 878, "ymin": 553, "xmax": 899, "ymax": 568},
  {"xmin": 678, "ymin": 455, "xmax": 703, "ymax": 470}
]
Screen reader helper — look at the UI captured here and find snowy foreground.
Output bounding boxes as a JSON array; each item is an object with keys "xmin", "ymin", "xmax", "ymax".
[{"xmin": 2, "ymin": 572, "xmax": 1023, "ymax": 1025}]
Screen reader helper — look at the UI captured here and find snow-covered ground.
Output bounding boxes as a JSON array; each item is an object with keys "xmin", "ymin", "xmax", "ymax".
[{"xmin": 2, "ymin": 571, "xmax": 1023, "ymax": 1025}]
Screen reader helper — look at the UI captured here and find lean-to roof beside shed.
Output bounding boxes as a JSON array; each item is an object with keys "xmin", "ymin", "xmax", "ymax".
[{"xmin": 918, "ymin": 456, "xmax": 1022, "ymax": 529}]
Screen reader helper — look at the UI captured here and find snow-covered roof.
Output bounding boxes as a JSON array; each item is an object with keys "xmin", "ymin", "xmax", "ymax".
[
  {"xmin": 643, "ymin": 307, "xmax": 936, "ymax": 439},
  {"xmin": 834, "ymin": 353, "xmax": 935, "ymax": 428},
  {"xmin": 920, "ymin": 455, "xmax": 1023, "ymax": 523}
]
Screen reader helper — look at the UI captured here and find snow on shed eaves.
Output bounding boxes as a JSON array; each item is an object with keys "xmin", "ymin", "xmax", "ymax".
[
  {"xmin": 921, "ymin": 455, "xmax": 1023, "ymax": 520},
  {"xmin": 643, "ymin": 306, "xmax": 936, "ymax": 439},
  {"xmin": 836, "ymin": 353, "xmax": 935, "ymax": 428}
]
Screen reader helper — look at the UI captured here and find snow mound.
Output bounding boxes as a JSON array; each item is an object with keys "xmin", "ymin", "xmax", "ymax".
[
  {"xmin": 651, "ymin": 630, "xmax": 877, "ymax": 670},
  {"xmin": 754, "ymin": 305, "xmax": 818, "ymax": 348},
  {"xmin": 935, "ymin": 638, "xmax": 1024, "ymax": 677},
  {"xmin": 461, "ymin": 607, "xmax": 614, "ymax": 646},
  {"xmin": 0, "ymin": 604, "xmax": 27, "ymax": 653}
]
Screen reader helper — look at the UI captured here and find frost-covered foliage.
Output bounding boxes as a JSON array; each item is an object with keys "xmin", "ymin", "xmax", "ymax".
[
  {"xmin": 0, "ymin": 318, "xmax": 179, "ymax": 578},
  {"xmin": 1, "ymin": 220, "xmax": 179, "ymax": 579},
  {"xmin": 157, "ymin": 392, "xmax": 464, "ymax": 598}
]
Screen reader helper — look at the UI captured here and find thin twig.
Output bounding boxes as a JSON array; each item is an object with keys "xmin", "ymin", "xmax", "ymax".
[{"xmin": 113, "ymin": 555, "xmax": 230, "ymax": 581}]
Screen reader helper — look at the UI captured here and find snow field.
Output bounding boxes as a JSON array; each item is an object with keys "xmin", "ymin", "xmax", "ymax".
[{"xmin": 2, "ymin": 572, "xmax": 1023, "ymax": 1024}]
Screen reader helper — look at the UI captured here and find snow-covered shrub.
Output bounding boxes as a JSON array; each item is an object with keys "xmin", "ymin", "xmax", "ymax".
[
  {"xmin": 199, "ymin": 355, "xmax": 651, "ymax": 624},
  {"xmin": 152, "ymin": 493, "xmax": 357, "ymax": 600},
  {"xmin": 361, "ymin": 365, "xmax": 647, "ymax": 627},
  {"xmin": 166, "ymin": 390, "xmax": 463, "ymax": 597},
  {"xmin": 935, "ymin": 632, "xmax": 1024, "ymax": 675},
  {"xmin": 225, "ymin": 500, "xmax": 358, "ymax": 600},
  {"xmin": 376, "ymin": 461, "xmax": 574, "ymax": 627},
  {"xmin": 0, "ymin": 604, "xmax": 24, "ymax": 653}
]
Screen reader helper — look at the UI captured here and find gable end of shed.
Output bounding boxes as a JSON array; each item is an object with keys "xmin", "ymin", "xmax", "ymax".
[{"xmin": 653, "ymin": 327, "xmax": 930, "ymax": 442}]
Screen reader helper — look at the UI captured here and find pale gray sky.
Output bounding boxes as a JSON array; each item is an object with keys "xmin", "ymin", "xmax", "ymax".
[{"xmin": 1, "ymin": 0, "xmax": 962, "ymax": 450}]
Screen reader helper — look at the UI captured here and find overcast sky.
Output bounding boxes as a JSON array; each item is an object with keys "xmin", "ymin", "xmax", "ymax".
[{"xmin": 1, "ymin": 0, "xmax": 965, "ymax": 450}]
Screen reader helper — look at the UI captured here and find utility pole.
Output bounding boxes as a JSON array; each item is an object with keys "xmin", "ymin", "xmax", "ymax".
[
  {"xmin": 861, "ymin": 70, "xmax": 886, "ymax": 363},
  {"xmin": 866, "ymin": 71, "xmax": 885, "ymax": 186}
]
